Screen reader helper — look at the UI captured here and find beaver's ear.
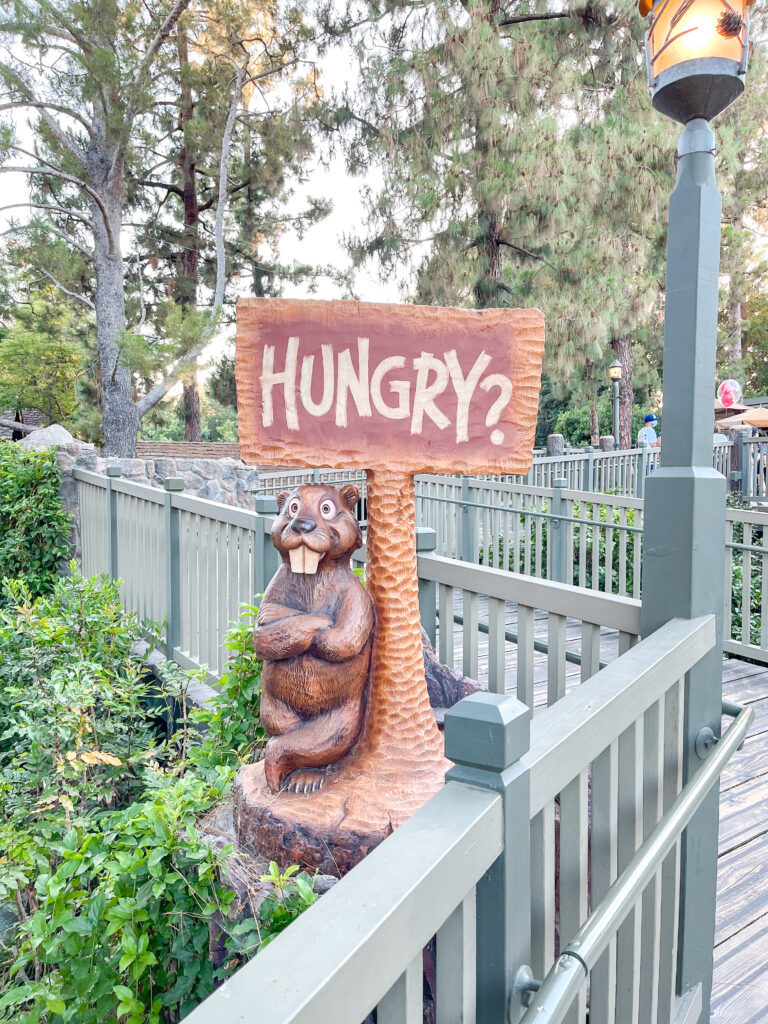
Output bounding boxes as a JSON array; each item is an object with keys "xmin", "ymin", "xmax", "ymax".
[
  {"xmin": 276, "ymin": 491, "xmax": 290, "ymax": 513},
  {"xmin": 339, "ymin": 484, "xmax": 359, "ymax": 511}
]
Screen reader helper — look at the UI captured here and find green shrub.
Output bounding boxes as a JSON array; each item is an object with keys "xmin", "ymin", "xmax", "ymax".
[
  {"xmin": 0, "ymin": 575, "xmax": 308, "ymax": 1023},
  {"xmin": 0, "ymin": 444, "xmax": 71, "ymax": 601},
  {"xmin": 191, "ymin": 603, "xmax": 265, "ymax": 769}
]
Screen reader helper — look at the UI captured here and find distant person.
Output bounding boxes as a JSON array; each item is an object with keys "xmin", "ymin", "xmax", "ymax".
[
  {"xmin": 638, "ymin": 413, "xmax": 660, "ymax": 448},
  {"xmin": 714, "ymin": 428, "xmax": 728, "ymax": 442}
]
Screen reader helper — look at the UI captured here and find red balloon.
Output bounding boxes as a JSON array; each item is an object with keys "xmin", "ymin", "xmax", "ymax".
[{"xmin": 721, "ymin": 386, "xmax": 735, "ymax": 408}]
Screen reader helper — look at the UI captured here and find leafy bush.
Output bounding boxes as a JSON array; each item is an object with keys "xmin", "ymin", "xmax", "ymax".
[
  {"xmin": 192, "ymin": 603, "xmax": 265, "ymax": 768},
  {"xmin": 0, "ymin": 444, "xmax": 71, "ymax": 601},
  {"xmin": 555, "ymin": 399, "xmax": 648, "ymax": 447},
  {"xmin": 0, "ymin": 574, "xmax": 307, "ymax": 1023}
]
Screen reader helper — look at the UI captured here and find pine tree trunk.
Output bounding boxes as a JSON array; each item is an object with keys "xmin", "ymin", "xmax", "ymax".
[
  {"xmin": 177, "ymin": 26, "xmax": 202, "ymax": 442},
  {"xmin": 474, "ymin": 216, "xmax": 502, "ymax": 307},
  {"xmin": 90, "ymin": 178, "xmax": 137, "ymax": 457},
  {"xmin": 183, "ymin": 376, "xmax": 202, "ymax": 440},
  {"xmin": 245, "ymin": 125, "xmax": 266, "ymax": 297},
  {"xmin": 611, "ymin": 336, "xmax": 633, "ymax": 449}
]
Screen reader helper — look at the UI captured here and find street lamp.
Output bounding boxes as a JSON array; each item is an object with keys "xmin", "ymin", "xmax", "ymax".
[
  {"xmin": 641, "ymin": 0, "xmax": 752, "ymax": 122},
  {"xmin": 608, "ymin": 359, "xmax": 622, "ymax": 449},
  {"xmin": 637, "ymin": 0, "xmax": 751, "ymax": 1017}
]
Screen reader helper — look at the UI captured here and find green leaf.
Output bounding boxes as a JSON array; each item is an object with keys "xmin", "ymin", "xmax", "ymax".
[
  {"xmin": 62, "ymin": 916, "xmax": 92, "ymax": 935},
  {"xmin": 45, "ymin": 996, "xmax": 67, "ymax": 1014}
]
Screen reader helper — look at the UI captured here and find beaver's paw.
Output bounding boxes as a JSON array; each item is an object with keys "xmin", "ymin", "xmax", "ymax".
[{"xmin": 281, "ymin": 768, "xmax": 326, "ymax": 794}]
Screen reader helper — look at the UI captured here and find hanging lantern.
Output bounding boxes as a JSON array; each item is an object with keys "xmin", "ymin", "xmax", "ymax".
[{"xmin": 639, "ymin": 0, "xmax": 753, "ymax": 122}]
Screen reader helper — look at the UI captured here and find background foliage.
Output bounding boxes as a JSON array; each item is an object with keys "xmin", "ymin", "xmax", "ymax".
[
  {"xmin": 0, "ymin": 567, "xmax": 312, "ymax": 1023},
  {"xmin": 0, "ymin": 445, "xmax": 71, "ymax": 603}
]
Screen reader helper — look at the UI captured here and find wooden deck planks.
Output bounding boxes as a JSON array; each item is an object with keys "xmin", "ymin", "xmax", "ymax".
[{"xmin": 713, "ymin": 664, "xmax": 768, "ymax": 1020}]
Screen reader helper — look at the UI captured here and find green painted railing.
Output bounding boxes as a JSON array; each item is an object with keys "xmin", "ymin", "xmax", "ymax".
[
  {"xmin": 414, "ymin": 474, "xmax": 768, "ymax": 666},
  {"xmin": 178, "ymin": 616, "xmax": 725, "ymax": 1024},
  {"xmin": 75, "ymin": 468, "xmax": 642, "ymax": 695},
  {"xmin": 73, "ymin": 469, "xmax": 743, "ymax": 1023}
]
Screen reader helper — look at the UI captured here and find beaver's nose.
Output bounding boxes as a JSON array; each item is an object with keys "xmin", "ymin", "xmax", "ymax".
[{"xmin": 291, "ymin": 518, "xmax": 317, "ymax": 534}]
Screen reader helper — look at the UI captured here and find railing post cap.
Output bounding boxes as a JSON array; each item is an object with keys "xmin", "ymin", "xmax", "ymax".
[
  {"xmin": 553, "ymin": 476, "xmax": 567, "ymax": 487},
  {"xmin": 255, "ymin": 494, "xmax": 279, "ymax": 514},
  {"xmin": 106, "ymin": 464, "xmax": 122, "ymax": 478},
  {"xmin": 444, "ymin": 693, "xmax": 530, "ymax": 771},
  {"xmin": 163, "ymin": 476, "xmax": 184, "ymax": 491},
  {"xmin": 415, "ymin": 526, "xmax": 437, "ymax": 551}
]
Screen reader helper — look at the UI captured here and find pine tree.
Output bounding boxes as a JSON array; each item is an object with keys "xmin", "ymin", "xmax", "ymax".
[{"xmin": 0, "ymin": 0, "xmax": 194, "ymax": 454}]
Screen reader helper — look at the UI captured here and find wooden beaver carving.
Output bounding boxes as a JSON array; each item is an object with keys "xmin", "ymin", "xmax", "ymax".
[{"xmin": 254, "ymin": 483, "xmax": 374, "ymax": 794}]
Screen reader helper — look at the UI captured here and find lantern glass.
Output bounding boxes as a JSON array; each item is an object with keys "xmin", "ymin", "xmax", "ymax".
[
  {"xmin": 648, "ymin": 0, "xmax": 747, "ymax": 77},
  {"xmin": 609, "ymin": 361, "xmax": 623, "ymax": 382}
]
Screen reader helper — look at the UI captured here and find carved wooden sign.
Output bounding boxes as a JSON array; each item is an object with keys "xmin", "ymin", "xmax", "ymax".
[
  {"xmin": 236, "ymin": 298, "xmax": 545, "ymax": 475},
  {"xmin": 234, "ymin": 297, "xmax": 545, "ymax": 873}
]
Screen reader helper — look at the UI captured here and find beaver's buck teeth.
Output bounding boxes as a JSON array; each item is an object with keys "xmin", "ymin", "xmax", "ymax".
[{"xmin": 289, "ymin": 547, "xmax": 321, "ymax": 575}]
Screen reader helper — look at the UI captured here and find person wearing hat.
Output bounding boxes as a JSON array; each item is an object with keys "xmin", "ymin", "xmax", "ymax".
[{"xmin": 638, "ymin": 413, "xmax": 660, "ymax": 448}]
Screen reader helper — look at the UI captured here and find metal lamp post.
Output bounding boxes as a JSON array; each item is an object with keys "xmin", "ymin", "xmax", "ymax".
[
  {"xmin": 608, "ymin": 359, "xmax": 622, "ymax": 449},
  {"xmin": 638, "ymin": 0, "xmax": 752, "ymax": 1019}
]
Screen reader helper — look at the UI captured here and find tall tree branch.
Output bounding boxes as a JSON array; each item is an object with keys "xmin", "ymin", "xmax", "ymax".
[
  {"xmin": 0, "ymin": 100, "xmax": 94, "ymax": 137},
  {"xmin": 138, "ymin": 178, "xmax": 184, "ymax": 197},
  {"xmin": 498, "ymin": 11, "xmax": 571, "ymax": 26},
  {"xmin": 135, "ymin": 342, "xmax": 209, "ymax": 416},
  {"xmin": 214, "ymin": 49, "xmax": 249, "ymax": 311},
  {"xmin": 0, "ymin": 165, "xmax": 116, "ymax": 254},
  {"xmin": 125, "ymin": 0, "xmax": 192, "ymax": 128},
  {"xmin": 0, "ymin": 203, "xmax": 93, "ymax": 228},
  {"xmin": 38, "ymin": 268, "xmax": 95, "ymax": 309}
]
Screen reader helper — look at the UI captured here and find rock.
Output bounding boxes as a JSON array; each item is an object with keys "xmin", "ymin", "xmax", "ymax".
[
  {"xmin": 153, "ymin": 458, "xmax": 175, "ymax": 482},
  {"xmin": 183, "ymin": 471, "xmax": 204, "ymax": 490},
  {"xmin": 18, "ymin": 423, "xmax": 74, "ymax": 449},
  {"xmin": 197, "ymin": 461, "xmax": 218, "ymax": 480},
  {"xmin": 55, "ymin": 452, "xmax": 76, "ymax": 475},
  {"xmin": 75, "ymin": 450, "xmax": 99, "ymax": 471}
]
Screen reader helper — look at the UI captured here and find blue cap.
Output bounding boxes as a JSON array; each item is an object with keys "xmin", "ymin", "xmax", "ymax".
[{"xmin": 644, "ymin": 413, "xmax": 657, "ymax": 423}]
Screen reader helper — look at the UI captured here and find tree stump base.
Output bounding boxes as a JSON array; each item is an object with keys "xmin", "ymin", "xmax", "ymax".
[{"xmin": 233, "ymin": 748, "xmax": 448, "ymax": 876}]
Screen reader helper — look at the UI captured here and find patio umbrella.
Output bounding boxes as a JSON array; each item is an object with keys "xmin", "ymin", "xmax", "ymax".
[
  {"xmin": 716, "ymin": 411, "xmax": 750, "ymax": 427},
  {"xmin": 743, "ymin": 407, "xmax": 768, "ymax": 429}
]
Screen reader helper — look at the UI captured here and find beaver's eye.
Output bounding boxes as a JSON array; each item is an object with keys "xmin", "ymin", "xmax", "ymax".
[
  {"xmin": 288, "ymin": 497, "xmax": 300, "ymax": 517},
  {"xmin": 319, "ymin": 499, "xmax": 336, "ymax": 520}
]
